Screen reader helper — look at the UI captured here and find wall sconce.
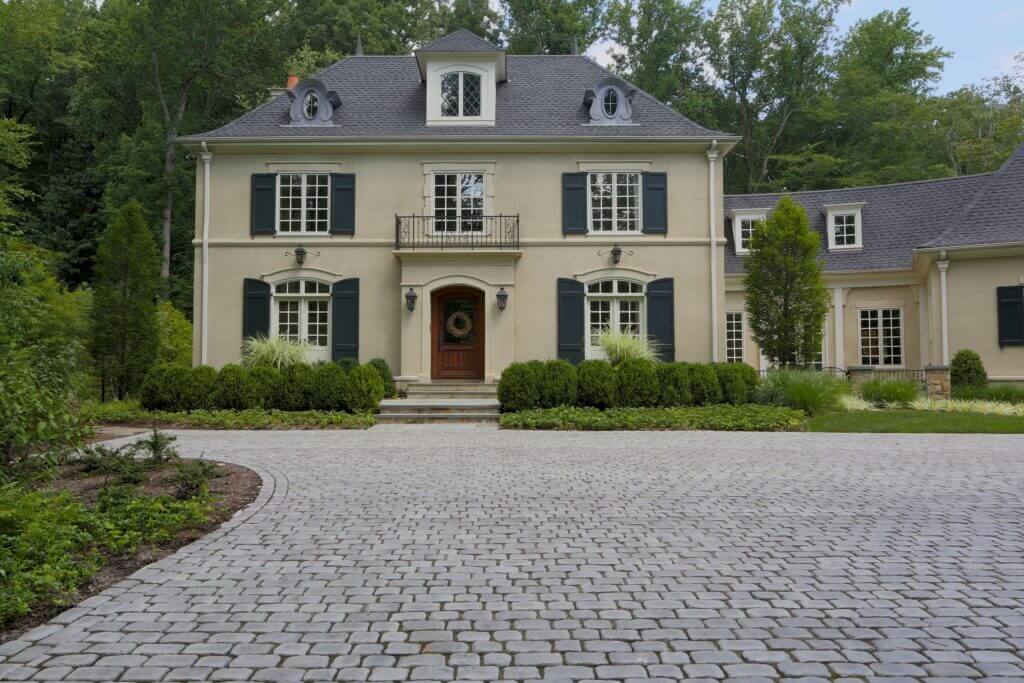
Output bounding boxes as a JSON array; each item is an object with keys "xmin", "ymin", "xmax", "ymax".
[
  {"xmin": 285, "ymin": 246, "xmax": 319, "ymax": 265},
  {"xmin": 496, "ymin": 287, "xmax": 509, "ymax": 310},
  {"xmin": 405, "ymin": 288, "xmax": 418, "ymax": 311},
  {"xmin": 598, "ymin": 243, "xmax": 632, "ymax": 265}
]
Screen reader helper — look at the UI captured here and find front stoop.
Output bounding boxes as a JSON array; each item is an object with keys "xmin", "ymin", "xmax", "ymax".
[{"xmin": 375, "ymin": 398, "xmax": 501, "ymax": 425}]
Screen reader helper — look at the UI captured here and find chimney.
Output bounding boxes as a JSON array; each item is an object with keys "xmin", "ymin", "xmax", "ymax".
[{"xmin": 286, "ymin": 74, "xmax": 299, "ymax": 90}]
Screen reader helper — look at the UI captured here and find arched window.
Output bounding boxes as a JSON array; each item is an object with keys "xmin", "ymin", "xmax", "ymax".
[
  {"xmin": 273, "ymin": 279, "xmax": 330, "ymax": 362},
  {"xmin": 441, "ymin": 71, "xmax": 482, "ymax": 117},
  {"xmin": 302, "ymin": 91, "xmax": 319, "ymax": 120},
  {"xmin": 585, "ymin": 279, "xmax": 645, "ymax": 359},
  {"xmin": 602, "ymin": 88, "xmax": 618, "ymax": 117}
]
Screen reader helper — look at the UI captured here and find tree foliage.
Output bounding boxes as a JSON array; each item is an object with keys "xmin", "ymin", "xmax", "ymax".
[{"xmin": 742, "ymin": 196, "xmax": 828, "ymax": 366}]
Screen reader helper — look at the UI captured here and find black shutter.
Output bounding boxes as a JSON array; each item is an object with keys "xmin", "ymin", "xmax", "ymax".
[
  {"xmin": 646, "ymin": 277, "xmax": 675, "ymax": 361},
  {"xmin": 997, "ymin": 285, "xmax": 1024, "ymax": 347},
  {"xmin": 562, "ymin": 172, "xmax": 587, "ymax": 235},
  {"xmin": 251, "ymin": 174, "xmax": 276, "ymax": 235},
  {"xmin": 330, "ymin": 173, "xmax": 355, "ymax": 235},
  {"xmin": 642, "ymin": 172, "xmax": 667, "ymax": 234},
  {"xmin": 557, "ymin": 278, "xmax": 585, "ymax": 364},
  {"xmin": 242, "ymin": 279, "xmax": 271, "ymax": 339},
  {"xmin": 331, "ymin": 278, "xmax": 359, "ymax": 361}
]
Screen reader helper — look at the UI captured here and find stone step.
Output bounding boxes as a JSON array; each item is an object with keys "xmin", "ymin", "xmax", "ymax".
[
  {"xmin": 375, "ymin": 412, "xmax": 501, "ymax": 425},
  {"xmin": 404, "ymin": 390, "xmax": 498, "ymax": 399},
  {"xmin": 379, "ymin": 399, "xmax": 499, "ymax": 415},
  {"xmin": 406, "ymin": 382, "xmax": 497, "ymax": 395}
]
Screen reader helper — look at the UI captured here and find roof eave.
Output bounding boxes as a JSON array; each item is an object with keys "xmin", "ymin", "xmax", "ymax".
[{"xmin": 179, "ymin": 133, "xmax": 742, "ymax": 148}]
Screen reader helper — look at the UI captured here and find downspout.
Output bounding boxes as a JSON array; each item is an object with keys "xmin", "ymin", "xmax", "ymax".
[
  {"xmin": 707, "ymin": 140, "xmax": 720, "ymax": 362},
  {"xmin": 938, "ymin": 252, "xmax": 950, "ymax": 365},
  {"xmin": 200, "ymin": 142, "xmax": 213, "ymax": 365}
]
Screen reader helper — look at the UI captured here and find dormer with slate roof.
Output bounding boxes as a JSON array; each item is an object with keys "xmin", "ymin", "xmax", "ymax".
[{"xmin": 416, "ymin": 29, "xmax": 506, "ymax": 127}]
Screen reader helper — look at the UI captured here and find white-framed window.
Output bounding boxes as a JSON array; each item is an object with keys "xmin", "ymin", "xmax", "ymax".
[
  {"xmin": 585, "ymin": 279, "xmax": 645, "ymax": 359},
  {"xmin": 302, "ymin": 92, "xmax": 319, "ymax": 120},
  {"xmin": 588, "ymin": 172, "xmax": 641, "ymax": 233},
  {"xmin": 725, "ymin": 312, "xmax": 744, "ymax": 363},
  {"xmin": 273, "ymin": 279, "xmax": 331, "ymax": 362},
  {"xmin": 730, "ymin": 210, "xmax": 767, "ymax": 254},
  {"xmin": 440, "ymin": 71, "xmax": 482, "ymax": 118},
  {"xmin": 859, "ymin": 308, "xmax": 903, "ymax": 367},
  {"xmin": 432, "ymin": 172, "xmax": 484, "ymax": 232},
  {"xmin": 825, "ymin": 203, "xmax": 864, "ymax": 251},
  {"xmin": 277, "ymin": 173, "xmax": 329, "ymax": 233}
]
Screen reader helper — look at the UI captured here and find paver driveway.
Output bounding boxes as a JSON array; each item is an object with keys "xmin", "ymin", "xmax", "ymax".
[{"xmin": 2, "ymin": 427, "xmax": 1024, "ymax": 682}]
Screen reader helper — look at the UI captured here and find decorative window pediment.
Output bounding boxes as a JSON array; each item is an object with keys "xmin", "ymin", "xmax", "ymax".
[
  {"xmin": 286, "ymin": 79, "xmax": 340, "ymax": 126},
  {"xmin": 584, "ymin": 77, "xmax": 636, "ymax": 126}
]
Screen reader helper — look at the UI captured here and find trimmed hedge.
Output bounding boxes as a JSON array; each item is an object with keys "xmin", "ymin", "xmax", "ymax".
[
  {"xmin": 712, "ymin": 363, "xmax": 750, "ymax": 405},
  {"xmin": 310, "ymin": 363, "xmax": 347, "ymax": 411},
  {"xmin": 538, "ymin": 359, "xmax": 577, "ymax": 408},
  {"xmin": 576, "ymin": 360, "xmax": 617, "ymax": 409},
  {"xmin": 368, "ymin": 358, "xmax": 397, "ymax": 398},
  {"xmin": 210, "ymin": 364, "xmax": 257, "ymax": 410},
  {"xmin": 278, "ymin": 363, "xmax": 315, "ymax": 411},
  {"xmin": 616, "ymin": 358, "xmax": 660, "ymax": 408},
  {"xmin": 657, "ymin": 363, "xmax": 692, "ymax": 407},
  {"xmin": 687, "ymin": 364, "xmax": 723, "ymax": 406},
  {"xmin": 497, "ymin": 362, "xmax": 541, "ymax": 413},
  {"xmin": 340, "ymin": 365, "xmax": 386, "ymax": 413},
  {"xmin": 248, "ymin": 365, "xmax": 282, "ymax": 409}
]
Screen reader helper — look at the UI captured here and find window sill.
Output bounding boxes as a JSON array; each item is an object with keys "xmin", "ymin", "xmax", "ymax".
[{"xmin": 828, "ymin": 245, "xmax": 863, "ymax": 253}]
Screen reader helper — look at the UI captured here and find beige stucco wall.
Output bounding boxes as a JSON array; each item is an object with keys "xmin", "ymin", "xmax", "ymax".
[
  {"xmin": 192, "ymin": 144, "xmax": 726, "ymax": 377},
  {"xmin": 945, "ymin": 255, "xmax": 1024, "ymax": 380}
]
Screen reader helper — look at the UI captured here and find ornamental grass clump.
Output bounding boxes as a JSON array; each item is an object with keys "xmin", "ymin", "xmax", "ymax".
[
  {"xmin": 860, "ymin": 378, "xmax": 920, "ymax": 408},
  {"xmin": 755, "ymin": 368, "xmax": 849, "ymax": 416},
  {"xmin": 597, "ymin": 330, "xmax": 659, "ymax": 365},
  {"xmin": 241, "ymin": 335, "xmax": 309, "ymax": 369}
]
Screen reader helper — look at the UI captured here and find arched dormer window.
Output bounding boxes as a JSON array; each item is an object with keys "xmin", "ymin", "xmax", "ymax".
[
  {"xmin": 440, "ymin": 71, "xmax": 482, "ymax": 118},
  {"xmin": 302, "ymin": 91, "xmax": 319, "ymax": 120},
  {"xmin": 602, "ymin": 88, "xmax": 618, "ymax": 117},
  {"xmin": 585, "ymin": 77, "xmax": 636, "ymax": 126}
]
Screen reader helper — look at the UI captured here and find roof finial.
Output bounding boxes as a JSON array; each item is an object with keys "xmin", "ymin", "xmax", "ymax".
[
  {"xmin": 354, "ymin": 34, "xmax": 364, "ymax": 56},
  {"xmin": 571, "ymin": 36, "xmax": 580, "ymax": 55}
]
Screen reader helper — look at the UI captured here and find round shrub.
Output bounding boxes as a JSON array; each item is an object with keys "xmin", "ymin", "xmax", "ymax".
[
  {"xmin": 340, "ymin": 365, "xmax": 385, "ymax": 413},
  {"xmin": 367, "ymin": 358, "xmax": 397, "ymax": 398},
  {"xmin": 537, "ymin": 359, "xmax": 577, "ymax": 408},
  {"xmin": 712, "ymin": 363, "xmax": 749, "ymax": 405},
  {"xmin": 688, "ymin": 364, "xmax": 724, "ymax": 406},
  {"xmin": 335, "ymin": 357, "xmax": 358, "ymax": 374},
  {"xmin": 248, "ymin": 365, "xmax": 282, "ymax": 409},
  {"xmin": 181, "ymin": 365, "xmax": 217, "ymax": 411},
  {"xmin": 210, "ymin": 364, "xmax": 256, "ymax": 409},
  {"xmin": 497, "ymin": 362, "xmax": 541, "ymax": 412},
  {"xmin": 576, "ymin": 360, "xmax": 616, "ymax": 409},
  {"xmin": 657, "ymin": 363, "xmax": 693, "ymax": 407},
  {"xmin": 951, "ymin": 349, "xmax": 986, "ymax": 390},
  {"xmin": 310, "ymin": 362, "xmax": 347, "ymax": 411},
  {"xmin": 140, "ymin": 363, "xmax": 173, "ymax": 410},
  {"xmin": 615, "ymin": 358, "xmax": 660, "ymax": 407},
  {"xmin": 732, "ymin": 363, "xmax": 760, "ymax": 393},
  {"xmin": 277, "ymin": 363, "xmax": 315, "ymax": 411}
]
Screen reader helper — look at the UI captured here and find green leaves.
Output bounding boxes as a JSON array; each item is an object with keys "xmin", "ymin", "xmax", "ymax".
[{"xmin": 500, "ymin": 405, "xmax": 806, "ymax": 431}]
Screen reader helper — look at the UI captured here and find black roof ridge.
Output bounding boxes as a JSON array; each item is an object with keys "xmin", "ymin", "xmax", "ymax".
[{"xmin": 725, "ymin": 171, "xmax": 996, "ymax": 198}]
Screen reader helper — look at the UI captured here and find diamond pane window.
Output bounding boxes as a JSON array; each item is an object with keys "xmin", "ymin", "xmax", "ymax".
[
  {"xmin": 462, "ymin": 73, "xmax": 481, "ymax": 116},
  {"xmin": 439, "ymin": 71, "xmax": 482, "ymax": 118},
  {"xmin": 277, "ymin": 173, "xmax": 329, "ymax": 233},
  {"xmin": 441, "ymin": 72, "xmax": 460, "ymax": 117}
]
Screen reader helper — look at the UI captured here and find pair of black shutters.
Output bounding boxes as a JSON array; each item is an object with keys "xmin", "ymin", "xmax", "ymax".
[
  {"xmin": 997, "ymin": 285, "xmax": 1024, "ymax": 347},
  {"xmin": 250, "ymin": 173, "xmax": 355, "ymax": 235},
  {"xmin": 242, "ymin": 278, "xmax": 359, "ymax": 361},
  {"xmin": 562, "ymin": 172, "xmax": 668, "ymax": 234},
  {"xmin": 557, "ymin": 277, "xmax": 675, "ymax": 364}
]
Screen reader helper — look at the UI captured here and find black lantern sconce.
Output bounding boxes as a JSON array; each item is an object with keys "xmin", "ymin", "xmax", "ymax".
[
  {"xmin": 496, "ymin": 287, "xmax": 509, "ymax": 311},
  {"xmin": 285, "ymin": 245, "xmax": 319, "ymax": 265},
  {"xmin": 598, "ymin": 243, "xmax": 632, "ymax": 265},
  {"xmin": 405, "ymin": 288, "xmax": 418, "ymax": 311}
]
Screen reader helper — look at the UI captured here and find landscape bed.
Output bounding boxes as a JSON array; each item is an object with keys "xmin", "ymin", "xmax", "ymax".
[
  {"xmin": 500, "ymin": 405, "xmax": 806, "ymax": 431},
  {"xmin": 84, "ymin": 400, "xmax": 375, "ymax": 429}
]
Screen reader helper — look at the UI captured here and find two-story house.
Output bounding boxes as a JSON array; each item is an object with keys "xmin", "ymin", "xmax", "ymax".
[{"xmin": 183, "ymin": 30, "xmax": 1024, "ymax": 384}]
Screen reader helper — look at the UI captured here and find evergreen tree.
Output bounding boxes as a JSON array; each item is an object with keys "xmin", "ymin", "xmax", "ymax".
[
  {"xmin": 742, "ymin": 196, "xmax": 828, "ymax": 366},
  {"xmin": 91, "ymin": 201, "xmax": 161, "ymax": 399}
]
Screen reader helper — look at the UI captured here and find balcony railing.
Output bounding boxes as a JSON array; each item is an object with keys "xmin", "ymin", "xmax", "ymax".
[{"xmin": 395, "ymin": 215, "xmax": 519, "ymax": 250}]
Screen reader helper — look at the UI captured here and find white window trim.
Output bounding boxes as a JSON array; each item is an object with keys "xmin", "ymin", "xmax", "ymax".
[
  {"xmin": 428, "ymin": 170, "xmax": 491, "ymax": 235},
  {"xmin": 269, "ymin": 279, "xmax": 332, "ymax": 362},
  {"xmin": 586, "ymin": 171, "xmax": 643, "ymax": 235},
  {"xmin": 824, "ymin": 202, "xmax": 865, "ymax": 251},
  {"xmin": 584, "ymin": 279, "xmax": 646, "ymax": 360},
  {"xmin": 275, "ymin": 172, "xmax": 331, "ymax": 236},
  {"xmin": 857, "ymin": 306, "xmax": 905, "ymax": 369},
  {"xmin": 729, "ymin": 209, "xmax": 768, "ymax": 255},
  {"xmin": 725, "ymin": 311, "xmax": 745, "ymax": 363},
  {"xmin": 426, "ymin": 62, "xmax": 496, "ymax": 127}
]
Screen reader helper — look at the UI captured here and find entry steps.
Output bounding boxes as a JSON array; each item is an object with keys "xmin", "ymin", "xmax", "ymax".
[{"xmin": 375, "ymin": 382, "xmax": 500, "ymax": 424}]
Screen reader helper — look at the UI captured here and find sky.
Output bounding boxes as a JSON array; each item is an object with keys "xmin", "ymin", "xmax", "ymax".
[{"xmin": 586, "ymin": 0, "xmax": 1024, "ymax": 94}]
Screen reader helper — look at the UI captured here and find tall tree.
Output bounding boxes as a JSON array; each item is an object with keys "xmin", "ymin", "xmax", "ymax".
[
  {"xmin": 91, "ymin": 202, "xmax": 160, "ymax": 399},
  {"xmin": 0, "ymin": 119, "xmax": 35, "ymax": 229},
  {"xmin": 419, "ymin": 0, "xmax": 503, "ymax": 44},
  {"xmin": 502, "ymin": 0, "xmax": 607, "ymax": 54},
  {"xmin": 742, "ymin": 196, "xmax": 828, "ymax": 366},
  {"xmin": 276, "ymin": 0, "xmax": 422, "ymax": 56}
]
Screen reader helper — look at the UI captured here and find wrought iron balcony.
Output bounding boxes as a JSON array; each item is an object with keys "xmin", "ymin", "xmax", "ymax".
[{"xmin": 395, "ymin": 215, "xmax": 520, "ymax": 250}]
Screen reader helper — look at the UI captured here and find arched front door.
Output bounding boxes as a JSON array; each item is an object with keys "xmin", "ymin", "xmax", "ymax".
[{"xmin": 432, "ymin": 286, "xmax": 484, "ymax": 380}]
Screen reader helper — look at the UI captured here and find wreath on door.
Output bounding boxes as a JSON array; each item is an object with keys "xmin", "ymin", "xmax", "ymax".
[{"xmin": 445, "ymin": 310, "xmax": 473, "ymax": 339}]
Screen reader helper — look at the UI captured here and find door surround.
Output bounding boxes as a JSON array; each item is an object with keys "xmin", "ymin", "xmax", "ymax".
[{"xmin": 431, "ymin": 286, "xmax": 485, "ymax": 380}]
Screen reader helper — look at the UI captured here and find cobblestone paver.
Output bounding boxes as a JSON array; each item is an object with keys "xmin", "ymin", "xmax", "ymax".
[{"xmin": 3, "ymin": 427, "xmax": 1024, "ymax": 682}]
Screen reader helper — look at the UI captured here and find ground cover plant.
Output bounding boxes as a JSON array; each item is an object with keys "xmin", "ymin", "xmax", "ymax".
[
  {"xmin": 84, "ymin": 401, "xmax": 375, "ymax": 429},
  {"xmin": 501, "ymin": 405, "xmax": 805, "ymax": 431}
]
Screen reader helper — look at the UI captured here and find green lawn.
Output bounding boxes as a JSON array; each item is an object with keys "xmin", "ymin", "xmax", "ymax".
[{"xmin": 806, "ymin": 410, "xmax": 1024, "ymax": 434}]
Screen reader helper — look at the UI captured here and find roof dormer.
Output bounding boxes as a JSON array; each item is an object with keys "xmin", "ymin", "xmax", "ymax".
[
  {"xmin": 285, "ymin": 79, "xmax": 340, "ymax": 126},
  {"xmin": 416, "ymin": 29, "xmax": 505, "ymax": 127},
  {"xmin": 584, "ymin": 76, "xmax": 637, "ymax": 126}
]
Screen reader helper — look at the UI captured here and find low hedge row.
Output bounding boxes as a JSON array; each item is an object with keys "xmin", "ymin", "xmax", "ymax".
[
  {"xmin": 497, "ymin": 358, "xmax": 759, "ymax": 412},
  {"xmin": 500, "ymin": 405, "xmax": 805, "ymax": 431},
  {"xmin": 140, "ymin": 358, "xmax": 395, "ymax": 413}
]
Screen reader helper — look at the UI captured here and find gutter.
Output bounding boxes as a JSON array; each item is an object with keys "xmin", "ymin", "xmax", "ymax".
[{"xmin": 179, "ymin": 133, "xmax": 743, "ymax": 147}]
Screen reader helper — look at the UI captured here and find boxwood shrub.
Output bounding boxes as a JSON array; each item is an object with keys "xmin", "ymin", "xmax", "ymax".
[
  {"xmin": 140, "ymin": 363, "xmax": 174, "ymax": 411},
  {"xmin": 181, "ymin": 366, "xmax": 217, "ymax": 411},
  {"xmin": 210, "ymin": 364, "xmax": 256, "ymax": 410},
  {"xmin": 277, "ymin": 363, "xmax": 315, "ymax": 411},
  {"xmin": 657, "ymin": 363, "xmax": 692, "ymax": 407},
  {"xmin": 615, "ymin": 358, "xmax": 660, "ymax": 408},
  {"xmin": 310, "ymin": 362, "xmax": 347, "ymax": 411},
  {"xmin": 497, "ymin": 362, "xmax": 541, "ymax": 412},
  {"xmin": 367, "ymin": 358, "xmax": 397, "ymax": 398},
  {"xmin": 951, "ymin": 349, "xmax": 986, "ymax": 390},
  {"xmin": 576, "ymin": 360, "xmax": 616, "ymax": 409},
  {"xmin": 340, "ymin": 365, "xmax": 386, "ymax": 413},
  {"xmin": 687, "ymin": 363, "xmax": 723, "ymax": 406},
  {"xmin": 248, "ymin": 365, "xmax": 282, "ymax": 409},
  {"xmin": 538, "ymin": 359, "xmax": 577, "ymax": 408},
  {"xmin": 712, "ymin": 363, "xmax": 750, "ymax": 405},
  {"xmin": 336, "ymin": 358, "xmax": 358, "ymax": 374}
]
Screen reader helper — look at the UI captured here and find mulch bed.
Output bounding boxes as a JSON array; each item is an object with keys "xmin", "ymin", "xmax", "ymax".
[{"xmin": 0, "ymin": 458, "xmax": 261, "ymax": 643}]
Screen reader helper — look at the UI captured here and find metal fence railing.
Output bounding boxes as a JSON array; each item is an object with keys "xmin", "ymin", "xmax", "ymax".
[{"xmin": 395, "ymin": 215, "xmax": 520, "ymax": 250}]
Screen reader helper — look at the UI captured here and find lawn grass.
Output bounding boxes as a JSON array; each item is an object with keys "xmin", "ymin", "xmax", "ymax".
[{"xmin": 806, "ymin": 409, "xmax": 1024, "ymax": 433}]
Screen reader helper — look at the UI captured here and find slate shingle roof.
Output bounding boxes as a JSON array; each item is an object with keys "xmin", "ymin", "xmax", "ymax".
[
  {"xmin": 185, "ymin": 55, "xmax": 732, "ymax": 140},
  {"xmin": 724, "ymin": 173, "xmax": 996, "ymax": 274},
  {"xmin": 416, "ymin": 29, "xmax": 502, "ymax": 52}
]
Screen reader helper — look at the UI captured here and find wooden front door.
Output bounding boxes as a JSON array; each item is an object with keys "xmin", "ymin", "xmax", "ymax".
[{"xmin": 432, "ymin": 287, "xmax": 484, "ymax": 380}]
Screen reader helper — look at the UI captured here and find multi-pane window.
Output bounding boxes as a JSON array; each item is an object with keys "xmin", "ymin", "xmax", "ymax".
[
  {"xmin": 738, "ymin": 218, "xmax": 758, "ymax": 251},
  {"xmin": 278, "ymin": 173, "xmax": 329, "ymax": 233},
  {"xmin": 860, "ymin": 308, "xmax": 903, "ymax": 366},
  {"xmin": 440, "ymin": 72, "xmax": 482, "ymax": 117},
  {"xmin": 725, "ymin": 312, "xmax": 744, "ymax": 363},
  {"xmin": 585, "ymin": 279, "xmax": 644, "ymax": 358},
  {"xmin": 433, "ymin": 173, "xmax": 484, "ymax": 232},
  {"xmin": 588, "ymin": 172, "xmax": 640, "ymax": 233},
  {"xmin": 274, "ymin": 280, "xmax": 331, "ymax": 361},
  {"xmin": 833, "ymin": 213, "xmax": 858, "ymax": 247}
]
